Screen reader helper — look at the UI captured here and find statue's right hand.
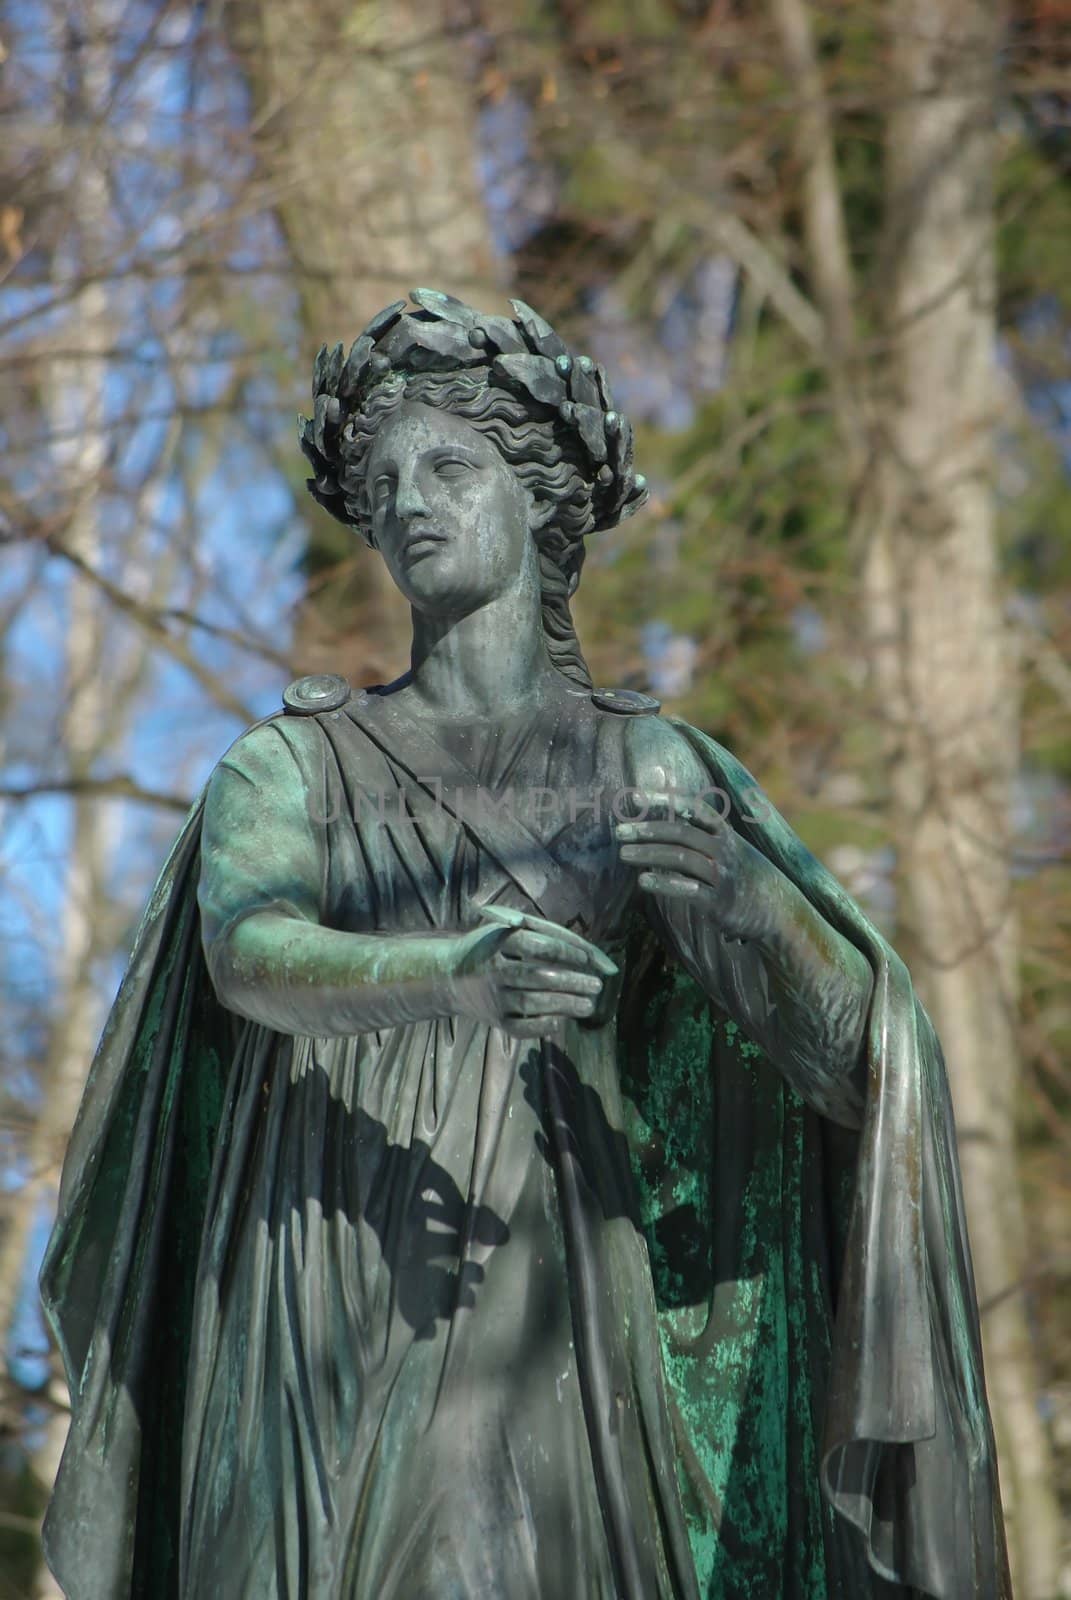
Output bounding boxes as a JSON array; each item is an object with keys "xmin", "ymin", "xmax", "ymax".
[{"xmin": 447, "ymin": 906, "xmax": 618, "ymax": 1040}]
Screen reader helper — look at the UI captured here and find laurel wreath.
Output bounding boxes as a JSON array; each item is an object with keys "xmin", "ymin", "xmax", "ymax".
[{"xmin": 298, "ymin": 288, "xmax": 648, "ymax": 535}]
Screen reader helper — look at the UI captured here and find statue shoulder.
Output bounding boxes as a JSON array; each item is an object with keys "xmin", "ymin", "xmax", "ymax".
[
  {"xmin": 210, "ymin": 688, "xmax": 340, "ymax": 800},
  {"xmin": 621, "ymin": 709, "xmax": 712, "ymax": 800},
  {"xmin": 208, "ymin": 671, "xmax": 354, "ymax": 781}
]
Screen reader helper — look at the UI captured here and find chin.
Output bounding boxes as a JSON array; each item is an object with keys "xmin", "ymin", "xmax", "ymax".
[
  {"xmin": 410, "ymin": 594, "xmax": 500, "ymax": 622},
  {"xmin": 390, "ymin": 556, "xmax": 499, "ymax": 616},
  {"xmin": 399, "ymin": 574, "xmax": 498, "ymax": 618}
]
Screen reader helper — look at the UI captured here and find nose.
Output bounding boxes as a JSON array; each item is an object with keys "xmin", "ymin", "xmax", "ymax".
[{"xmin": 394, "ymin": 468, "xmax": 429, "ymax": 521}]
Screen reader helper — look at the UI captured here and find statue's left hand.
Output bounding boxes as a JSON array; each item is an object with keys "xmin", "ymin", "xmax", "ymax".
[{"xmin": 614, "ymin": 792, "xmax": 780, "ymax": 943}]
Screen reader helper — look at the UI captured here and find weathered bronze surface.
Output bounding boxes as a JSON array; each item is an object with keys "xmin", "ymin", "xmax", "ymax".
[{"xmin": 41, "ymin": 292, "xmax": 1010, "ymax": 1598}]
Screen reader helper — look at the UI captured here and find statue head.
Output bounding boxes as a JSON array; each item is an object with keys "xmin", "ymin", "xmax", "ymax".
[{"xmin": 298, "ymin": 289, "xmax": 648, "ymax": 687}]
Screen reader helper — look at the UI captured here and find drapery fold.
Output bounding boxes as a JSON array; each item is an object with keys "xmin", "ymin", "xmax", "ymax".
[{"xmin": 669, "ymin": 722, "xmax": 1009, "ymax": 1598}]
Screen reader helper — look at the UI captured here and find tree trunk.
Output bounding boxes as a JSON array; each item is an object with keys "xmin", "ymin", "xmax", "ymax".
[
  {"xmin": 769, "ymin": 0, "xmax": 1060, "ymax": 1586},
  {"xmin": 0, "ymin": 285, "xmax": 115, "ymax": 1600},
  {"xmin": 862, "ymin": 2, "xmax": 1061, "ymax": 1591},
  {"xmin": 226, "ymin": 0, "xmax": 503, "ymax": 683}
]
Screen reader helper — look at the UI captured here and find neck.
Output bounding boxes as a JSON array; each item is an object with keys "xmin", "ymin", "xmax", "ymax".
[{"xmin": 407, "ymin": 587, "xmax": 561, "ymax": 719}]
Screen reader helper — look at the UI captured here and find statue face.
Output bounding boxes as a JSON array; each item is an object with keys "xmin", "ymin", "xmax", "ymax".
[{"xmin": 364, "ymin": 400, "xmax": 538, "ymax": 617}]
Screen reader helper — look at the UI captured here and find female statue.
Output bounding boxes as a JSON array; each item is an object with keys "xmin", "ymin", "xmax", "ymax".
[{"xmin": 41, "ymin": 291, "xmax": 1009, "ymax": 1598}]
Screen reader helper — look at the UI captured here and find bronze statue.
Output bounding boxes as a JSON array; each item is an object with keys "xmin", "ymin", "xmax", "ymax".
[{"xmin": 41, "ymin": 291, "xmax": 1010, "ymax": 1597}]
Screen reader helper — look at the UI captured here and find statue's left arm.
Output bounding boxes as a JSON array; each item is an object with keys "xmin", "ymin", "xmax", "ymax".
[{"xmin": 622, "ymin": 717, "xmax": 872, "ymax": 1129}]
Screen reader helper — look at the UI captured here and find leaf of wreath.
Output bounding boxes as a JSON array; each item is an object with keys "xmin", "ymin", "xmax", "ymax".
[
  {"xmin": 492, "ymin": 352, "xmax": 567, "ymax": 408},
  {"xmin": 567, "ymin": 360, "xmax": 600, "ymax": 411},
  {"xmin": 313, "ymin": 392, "xmax": 341, "ymax": 455},
  {"xmin": 340, "ymin": 334, "xmax": 374, "ymax": 399},
  {"xmin": 311, "ymin": 395, "xmax": 328, "ymax": 454},
  {"xmin": 362, "ymin": 299, "xmax": 407, "ymax": 341},
  {"xmin": 409, "ymin": 287, "xmax": 478, "ymax": 326},
  {"xmin": 298, "ymin": 422, "xmax": 324, "ymax": 473},
  {"xmin": 509, "ymin": 297, "xmax": 569, "ymax": 361},
  {"xmin": 378, "ymin": 314, "xmax": 485, "ymax": 369},
  {"xmin": 607, "ymin": 414, "xmax": 635, "ymax": 484},
  {"xmin": 324, "ymin": 342, "xmax": 345, "ymax": 394},
  {"xmin": 573, "ymin": 402, "xmax": 608, "ymax": 464},
  {"xmin": 312, "ymin": 344, "xmax": 329, "ymax": 399},
  {"xmin": 593, "ymin": 362, "xmax": 617, "ymax": 412},
  {"xmin": 472, "ymin": 314, "xmax": 526, "ymax": 355}
]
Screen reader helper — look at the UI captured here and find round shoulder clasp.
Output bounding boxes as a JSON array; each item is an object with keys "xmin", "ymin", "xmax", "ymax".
[
  {"xmin": 282, "ymin": 673, "xmax": 351, "ymax": 715},
  {"xmin": 590, "ymin": 687, "xmax": 662, "ymax": 716}
]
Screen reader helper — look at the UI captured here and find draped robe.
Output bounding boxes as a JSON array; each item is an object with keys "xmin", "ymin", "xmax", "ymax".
[{"xmin": 40, "ymin": 682, "xmax": 1010, "ymax": 1599}]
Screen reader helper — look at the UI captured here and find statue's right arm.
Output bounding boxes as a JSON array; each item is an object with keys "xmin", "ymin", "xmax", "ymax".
[
  {"xmin": 198, "ymin": 719, "xmax": 480, "ymax": 1037},
  {"xmin": 207, "ymin": 911, "xmax": 486, "ymax": 1037}
]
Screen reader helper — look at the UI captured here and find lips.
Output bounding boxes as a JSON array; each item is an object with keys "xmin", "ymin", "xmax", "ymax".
[{"xmin": 404, "ymin": 530, "xmax": 449, "ymax": 560}]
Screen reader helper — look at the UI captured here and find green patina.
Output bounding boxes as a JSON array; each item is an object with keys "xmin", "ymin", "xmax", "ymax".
[
  {"xmin": 619, "ymin": 944, "xmax": 835, "ymax": 1598},
  {"xmin": 620, "ymin": 964, "xmax": 716, "ymax": 1310}
]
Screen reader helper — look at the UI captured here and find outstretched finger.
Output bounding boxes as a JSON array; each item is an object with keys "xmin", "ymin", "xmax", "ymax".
[
  {"xmin": 501, "ymin": 965, "xmax": 604, "ymax": 996},
  {"xmin": 505, "ymin": 991, "xmax": 598, "ymax": 1020},
  {"xmin": 480, "ymin": 906, "xmax": 617, "ymax": 976},
  {"xmin": 497, "ymin": 929, "xmax": 607, "ymax": 972},
  {"xmin": 618, "ymin": 842, "xmax": 723, "ymax": 887},
  {"xmin": 614, "ymin": 819, "xmax": 726, "ymax": 856},
  {"xmin": 636, "ymin": 869, "xmax": 722, "ymax": 907},
  {"xmin": 618, "ymin": 789, "xmax": 727, "ymax": 835}
]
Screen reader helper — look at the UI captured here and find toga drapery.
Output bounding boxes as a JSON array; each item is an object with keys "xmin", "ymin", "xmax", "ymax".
[{"xmin": 40, "ymin": 682, "xmax": 1009, "ymax": 1598}]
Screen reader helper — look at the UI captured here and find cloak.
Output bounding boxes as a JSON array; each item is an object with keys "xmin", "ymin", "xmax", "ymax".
[{"xmin": 39, "ymin": 707, "xmax": 1010, "ymax": 1598}]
